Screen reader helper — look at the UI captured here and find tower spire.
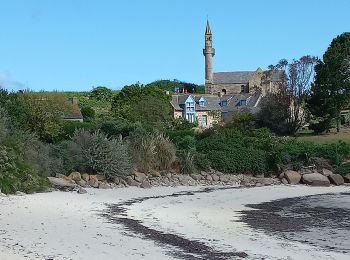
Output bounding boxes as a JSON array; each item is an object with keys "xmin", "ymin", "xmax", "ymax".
[
  {"xmin": 205, "ymin": 20, "xmax": 212, "ymax": 35},
  {"xmin": 203, "ymin": 20, "xmax": 215, "ymax": 93}
]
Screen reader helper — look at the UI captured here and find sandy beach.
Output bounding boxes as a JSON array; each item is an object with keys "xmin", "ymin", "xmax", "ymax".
[{"xmin": 1, "ymin": 185, "xmax": 349, "ymax": 260}]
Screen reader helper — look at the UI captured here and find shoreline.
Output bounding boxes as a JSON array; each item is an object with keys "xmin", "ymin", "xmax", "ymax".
[{"xmin": 0, "ymin": 185, "xmax": 349, "ymax": 259}]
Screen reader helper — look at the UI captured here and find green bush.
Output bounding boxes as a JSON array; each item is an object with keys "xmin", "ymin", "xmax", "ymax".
[
  {"xmin": 178, "ymin": 150, "xmax": 196, "ymax": 175},
  {"xmin": 130, "ymin": 133, "xmax": 176, "ymax": 172},
  {"xmin": 61, "ymin": 129, "xmax": 131, "ymax": 177},
  {"xmin": 335, "ymin": 162, "xmax": 350, "ymax": 176},
  {"xmin": 81, "ymin": 106, "xmax": 95, "ymax": 121}
]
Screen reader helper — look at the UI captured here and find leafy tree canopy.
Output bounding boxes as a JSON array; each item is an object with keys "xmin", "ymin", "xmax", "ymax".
[{"xmin": 111, "ymin": 83, "xmax": 172, "ymax": 129}]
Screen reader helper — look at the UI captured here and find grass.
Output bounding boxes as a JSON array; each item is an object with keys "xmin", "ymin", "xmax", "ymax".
[{"xmin": 296, "ymin": 127, "xmax": 350, "ymax": 144}]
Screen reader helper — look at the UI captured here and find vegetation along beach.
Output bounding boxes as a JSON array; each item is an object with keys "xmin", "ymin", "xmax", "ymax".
[{"xmin": 0, "ymin": 1, "xmax": 350, "ymax": 259}]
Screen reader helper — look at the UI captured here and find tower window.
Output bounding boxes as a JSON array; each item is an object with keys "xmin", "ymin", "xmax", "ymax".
[
  {"xmin": 222, "ymin": 89, "xmax": 227, "ymax": 95},
  {"xmin": 241, "ymin": 85, "xmax": 245, "ymax": 93}
]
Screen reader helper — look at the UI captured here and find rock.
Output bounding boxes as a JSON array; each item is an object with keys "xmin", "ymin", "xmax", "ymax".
[
  {"xmin": 88, "ymin": 175, "xmax": 99, "ymax": 188},
  {"xmin": 140, "ymin": 180, "xmax": 151, "ymax": 189},
  {"xmin": 134, "ymin": 172, "xmax": 147, "ymax": 183},
  {"xmin": 48, "ymin": 177, "xmax": 77, "ymax": 188},
  {"xmin": 344, "ymin": 174, "xmax": 350, "ymax": 183},
  {"xmin": 96, "ymin": 174, "xmax": 106, "ymax": 181},
  {"xmin": 284, "ymin": 170, "xmax": 301, "ymax": 184},
  {"xmin": 219, "ymin": 175, "xmax": 229, "ymax": 182},
  {"xmin": 279, "ymin": 172, "xmax": 285, "ymax": 179},
  {"xmin": 112, "ymin": 176, "xmax": 120, "ymax": 185},
  {"xmin": 211, "ymin": 174, "xmax": 220, "ymax": 182},
  {"xmin": 81, "ymin": 173, "xmax": 90, "ymax": 182},
  {"xmin": 200, "ymin": 171, "xmax": 208, "ymax": 176},
  {"xmin": 281, "ymin": 178, "xmax": 289, "ymax": 184},
  {"xmin": 206, "ymin": 175, "xmax": 213, "ymax": 181},
  {"xmin": 150, "ymin": 171, "xmax": 161, "ymax": 177},
  {"xmin": 15, "ymin": 191, "xmax": 26, "ymax": 196},
  {"xmin": 322, "ymin": 168, "xmax": 333, "ymax": 177},
  {"xmin": 77, "ymin": 187, "xmax": 87, "ymax": 194},
  {"xmin": 126, "ymin": 176, "xmax": 139, "ymax": 187},
  {"xmin": 98, "ymin": 182, "xmax": 111, "ymax": 189},
  {"xmin": 190, "ymin": 174, "xmax": 202, "ymax": 181},
  {"xmin": 57, "ymin": 174, "xmax": 73, "ymax": 181},
  {"xmin": 328, "ymin": 174, "xmax": 344, "ymax": 186},
  {"xmin": 302, "ymin": 173, "xmax": 330, "ymax": 186},
  {"xmin": 76, "ymin": 180, "xmax": 87, "ymax": 187},
  {"xmin": 68, "ymin": 171, "xmax": 81, "ymax": 182}
]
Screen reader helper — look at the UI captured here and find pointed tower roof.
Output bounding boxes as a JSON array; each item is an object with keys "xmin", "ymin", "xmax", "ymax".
[{"xmin": 205, "ymin": 20, "xmax": 212, "ymax": 35}]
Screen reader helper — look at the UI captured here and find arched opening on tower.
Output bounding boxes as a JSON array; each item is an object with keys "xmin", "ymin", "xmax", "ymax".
[{"xmin": 222, "ymin": 89, "xmax": 227, "ymax": 95}]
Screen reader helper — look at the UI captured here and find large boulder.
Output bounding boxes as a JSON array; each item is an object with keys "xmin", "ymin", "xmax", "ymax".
[
  {"xmin": 344, "ymin": 174, "xmax": 350, "ymax": 183},
  {"xmin": 190, "ymin": 174, "xmax": 202, "ymax": 181},
  {"xmin": 81, "ymin": 173, "xmax": 90, "ymax": 182},
  {"xmin": 328, "ymin": 174, "xmax": 344, "ymax": 186},
  {"xmin": 134, "ymin": 172, "xmax": 147, "ymax": 183},
  {"xmin": 284, "ymin": 170, "xmax": 301, "ymax": 184},
  {"xmin": 96, "ymin": 174, "xmax": 106, "ymax": 181},
  {"xmin": 211, "ymin": 174, "xmax": 220, "ymax": 182},
  {"xmin": 98, "ymin": 182, "xmax": 111, "ymax": 189},
  {"xmin": 126, "ymin": 176, "xmax": 140, "ymax": 187},
  {"xmin": 140, "ymin": 180, "xmax": 151, "ymax": 189},
  {"xmin": 68, "ymin": 172, "xmax": 81, "ymax": 182},
  {"xmin": 48, "ymin": 177, "xmax": 77, "ymax": 188},
  {"xmin": 302, "ymin": 173, "xmax": 330, "ymax": 186},
  {"xmin": 322, "ymin": 168, "xmax": 333, "ymax": 177},
  {"xmin": 88, "ymin": 175, "xmax": 99, "ymax": 188},
  {"xmin": 76, "ymin": 180, "xmax": 87, "ymax": 187}
]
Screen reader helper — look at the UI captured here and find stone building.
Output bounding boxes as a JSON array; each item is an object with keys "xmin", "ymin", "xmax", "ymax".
[{"xmin": 203, "ymin": 21, "xmax": 284, "ymax": 96}]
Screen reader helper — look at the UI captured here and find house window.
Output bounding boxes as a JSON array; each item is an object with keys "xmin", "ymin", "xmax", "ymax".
[
  {"xmin": 186, "ymin": 113, "xmax": 195, "ymax": 123},
  {"xmin": 186, "ymin": 102, "xmax": 195, "ymax": 112},
  {"xmin": 239, "ymin": 99, "xmax": 247, "ymax": 106},
  {"xmin": 241, "ymin": 85, "xmax": 245, "ymax": 93},
  {"xmin": 221, "ymin": 112, "xmax": 228, "ymax": 121},
  {"xmin": 221, "ymin": 100, "xmax": 228, "ymax": 106},
  {"xmin": 201, "ymin": 115, "xmax": 208, "ymax": 127}
]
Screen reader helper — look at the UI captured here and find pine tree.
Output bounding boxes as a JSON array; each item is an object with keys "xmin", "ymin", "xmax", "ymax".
[{"xmin": 308, "ymin": 33, "xmax": 350, "ymax": 132}]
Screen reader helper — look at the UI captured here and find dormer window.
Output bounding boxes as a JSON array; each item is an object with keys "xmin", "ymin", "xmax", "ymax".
[
  {"xmin": 221, "ymin": 100, "xmax": 228, "ymax": 106},
  {"xmin": 198, "ymin": 97, "xmax": 206, "ymax": 107},
  {"xmin": 186, "ymin": 101, "xmax": 195, "ymax": 111}
]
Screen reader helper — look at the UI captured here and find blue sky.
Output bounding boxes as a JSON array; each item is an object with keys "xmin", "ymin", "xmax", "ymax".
[{"xmin": 0, "ymin": 0, "xmax": 349, "ymax": 91}]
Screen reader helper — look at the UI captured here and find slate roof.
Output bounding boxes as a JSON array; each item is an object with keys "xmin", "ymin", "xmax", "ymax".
[
  {"xmin": 171, "ymin": 92, "xmax": 261, "ymax": 112},
  {"xmin": 171, "ymin": 95, "xmax": 221, "ymax": 111},
  {"xmin": 213, "ymin": 71, "xmax": 255, "ymax": 84},
  {"xmin": 213, "ymin": 70, "xmax": 284, "ymax": 84}
]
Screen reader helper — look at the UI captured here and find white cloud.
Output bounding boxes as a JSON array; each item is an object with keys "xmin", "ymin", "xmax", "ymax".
[{"xmin": 0, "ymin": 71, "xmax": 25, "ymax": 91}]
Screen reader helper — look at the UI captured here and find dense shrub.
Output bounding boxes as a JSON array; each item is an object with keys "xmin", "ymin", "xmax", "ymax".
[
  {"xmin": 309, "ymin": 118, "xmax": 333, "ymax": 134},
  {"xmin": 61, "ymin": 129, "xmax": 131, "ymax": 177},
  {"xmin": 130, "ymin": 134, "xmax": 176, "ymax": 172},
  {"xmin": 335, "ymin": 162, "xmax": 350, "ymax": 176},
  {"xmin": 178, "ymin": 151, "xmax": 196, "ymax": 175},
  {"xmin": 81, "ymin": 106, "xmax": 95, "ymax": 121}
]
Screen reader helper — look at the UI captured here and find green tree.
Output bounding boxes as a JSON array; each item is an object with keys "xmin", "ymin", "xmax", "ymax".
[
  {"xmin": 307, "ymin": 33, "xmax": 350, "ymax": 133},
  {"xmin": 111, "ymin": 83, "xmax": 172, "ymax": 129},
  {"xmin": 18, "ymin": 92, "xmax": 73, "ymax": 142},
  {"xmin": 89, "ymin": 86, "xmax": 113, "ymax": 101}
]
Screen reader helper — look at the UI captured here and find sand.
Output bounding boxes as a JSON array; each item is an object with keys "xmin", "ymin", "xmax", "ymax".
[{"xmin": 0, "ymin": 185, "xmax": 349, "ymax": 259}]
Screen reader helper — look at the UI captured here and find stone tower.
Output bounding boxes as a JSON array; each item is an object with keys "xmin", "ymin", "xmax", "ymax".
[{"xmin": 203, "ymin": 20, "xmax": 215, "ymax": 93}]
